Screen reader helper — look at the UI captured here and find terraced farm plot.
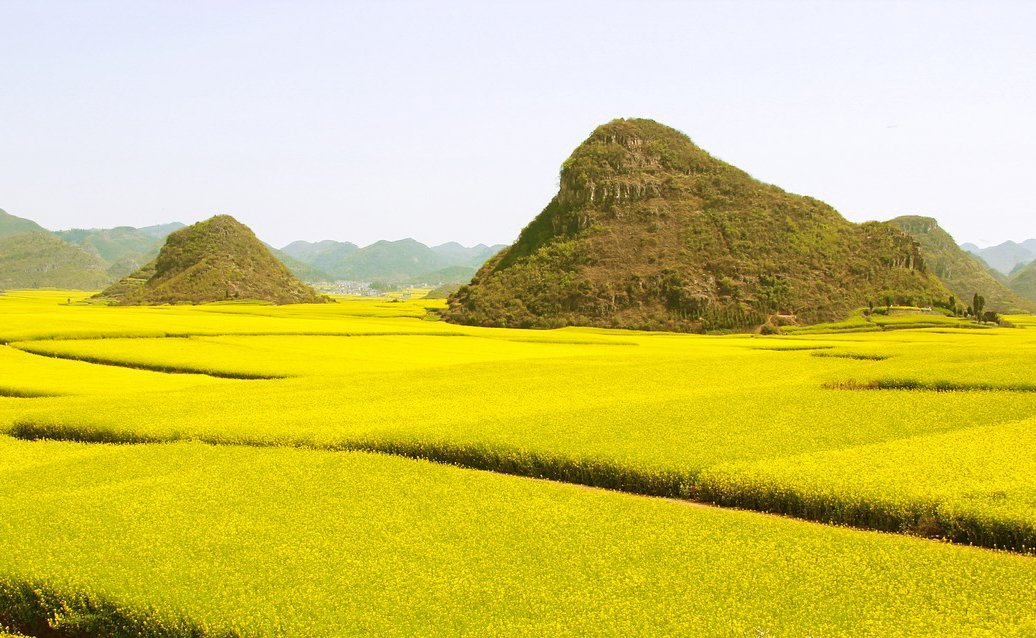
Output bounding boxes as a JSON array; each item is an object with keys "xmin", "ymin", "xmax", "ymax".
[{"xmin": 1, "ymin": 437, "xmax": 1034, "ymax": 637}]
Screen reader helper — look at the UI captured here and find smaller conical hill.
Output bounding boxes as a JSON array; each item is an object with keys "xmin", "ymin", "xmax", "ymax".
[
  {"xmin": 889, "ymin": 216, "xmax": 1035, "ymax": 313},
  {"xmin": 95, "ymin": 215, "xmax": 327, "ymax": 305}
]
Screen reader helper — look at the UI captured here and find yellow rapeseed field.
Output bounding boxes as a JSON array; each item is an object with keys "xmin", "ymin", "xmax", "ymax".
[{"xmin": 1, "ymin": 290, "xmax": 1035, "ymax": 634}]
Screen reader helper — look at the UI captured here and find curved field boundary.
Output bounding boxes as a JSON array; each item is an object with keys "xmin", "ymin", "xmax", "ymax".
[
  {"xmin": 811, "ymin": 352, "xmax": 893, "ymax": 361},
  {"xmin": 6, "ymin": 345, "xmax": 285, "ymax": 380},
  {"xmin": 695, "ymin": 474, "xmax": 1035, "ymax": 555},
  {"xmin": 0, "ymin": 580, "xmax": 227, "ymax": 638},
  {"xmin": 0, "ymin": 330, "xmax": 472, "ymax": 345},
  {"xmin": 10, "ymin": 420, "xmax": 1033, "ymax": 555},
  {"xmin": 0, "ymin": 387, "xmax": 63, "ymax": 398}
]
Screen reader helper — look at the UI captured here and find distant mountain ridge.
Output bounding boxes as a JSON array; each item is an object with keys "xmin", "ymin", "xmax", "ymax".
[
  {"xmin": 962, "ymin": 240, "xmax": 1036, "ymax": 275},
  {"xmin": 281, "ymin": 238, "xmax": 505, "ymax": 284},
  {"xmin": 0, "ymin": 207, "xmax": 503, "ymax": 290}
]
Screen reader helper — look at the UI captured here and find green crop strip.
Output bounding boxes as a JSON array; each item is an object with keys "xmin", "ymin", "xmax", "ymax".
[
  {"xmin": 824, "ymin": 379, "xmax": 1036, "ymax": 392},
  {"xmin": 811, "ymin": 352, "xmax": 893, "ymax": 361}
]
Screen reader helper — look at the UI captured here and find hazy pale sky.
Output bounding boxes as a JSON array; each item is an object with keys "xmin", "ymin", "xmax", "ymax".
[{"xmin": 1, "ymin": 0, "xmax": 1033, "ymax": 248}]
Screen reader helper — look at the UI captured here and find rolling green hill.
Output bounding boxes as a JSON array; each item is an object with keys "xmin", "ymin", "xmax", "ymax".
[
  {"xmin": 280, "ymin": 239, "xmax": 359, "ymax": 276},
  {"xmin": 0, "ymin": 232, "xmax": 113, "ymax": 290},
  {"xmin": 54, "ymin": 223, "xmax": 184, "ymax": 278},
  {"xmin": 0, "ymin": 209, "xmax": 47, "ymax": 238},
  {"xmin": 266, "ymin": 246, "xmax": 332, "ymax": 282},
  {"xmin": 446, "ymin": 118, "xmax": 949, "ymax": 332},
  {"xmin": 430, "ymin": 242, "xmax": 504, "ymax": 266},
  {"xmin": 96, "ymin": 215, "xmax": 328, "ymax": 305},
  {"xmin": 889, "ymin": 216, "xmax": 1035, "ymax": 313},
  {"xmin": 282, "ymin": 238, "xmax": 503, "ymax": 283},
  {"xmin": 1008, "ymin": 259, "xmax": 1036, "ymax": 303}
]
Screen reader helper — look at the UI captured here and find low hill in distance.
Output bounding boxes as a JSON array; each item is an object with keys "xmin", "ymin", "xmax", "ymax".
[
  {"xmin": 95, "ymin": 215, "xmax": 327, "ymax": 305},
  {"xmin": 0, "ymin": 209, "xmax": 187, "ymax": 290},
  {"xmin": 281, "ymin": 238, "xmax": 504, "ymax": 284},
  {"xmin": 962, "ymin": 240, "xmax": 1036, "ymax": 275},
  {"xmin": 280, "ymin": 239, "xmax": 360, "ymax": 276},
  {"xmin": 55, "ymin": 223, "xmax": 186, "ymax": 278},
  {"xmin": 424, "ymin": 282, "xmax": 464, "ymax": 299},
  {"xmin": 0, "ymin": 232, "xmax": 113, "ymax": 290},
  {"xmin": 267, "ymin": 246, "xmax": 332, "ymax": 283},
  {"xmin": 889, "ymin": 216, "xmax": 1035, "ymax": 313},
  {"xmin": 1008, "ymin": 259, "xmax": 1036, "ymax": 303},
  {"xmin": 0, "ymin": 208, "xmax": 48, "ymax": 238},
  {"xmin": 446, "ymin": 118, "xmax": 950, "ymax": 332}
]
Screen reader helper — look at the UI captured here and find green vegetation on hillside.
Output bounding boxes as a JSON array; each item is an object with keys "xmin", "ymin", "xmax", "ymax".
[
  {"xmin": 54, "ymin": 224, "xmax": 182, "ymax": 278},
  {"xmin": 0, "ymin": 209, "xmax": 47, "ymax": 238},
  {"xmin": 0, "ymin": 232, "xmax": 113, "ymax": 290},
  {"xmin": 425, "ymin": 282, "xmax": 464, "ymax": 299},
  {"xmin": 1008, "ymin": 259, "xmax": 1036, "ymax": 302},
  {"xmin": 889, "ymin": 216, "xmax": 1035, "ymax": 313},
  {"xmin": 266, "ymin": 245, "xmax": 332, "ymax": 282},
  {"xmin": 95, "ymin": 215, "xmax": 328, "ymax": 305},
  {"xmin": 446, "ymin": 119, "xmax": 949, "ymax": 332}
]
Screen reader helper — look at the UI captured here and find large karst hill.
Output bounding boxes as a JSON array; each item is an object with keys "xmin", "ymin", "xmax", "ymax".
[
  {"xmin": 446, "ymin": 118, "xmax": 950, "ymax": 331},
  {"xmin": 96, "ymin": 215, "xmax": 327, "ymax": 305}
]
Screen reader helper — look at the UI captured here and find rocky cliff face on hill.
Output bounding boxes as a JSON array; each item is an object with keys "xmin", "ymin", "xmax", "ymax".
[
  {"xmin": 889, "ymin": 216, "xmax": 1035, "ymax": 313},
  {"xmin": 95, "ymin": 215, "xmax": 327, "ymax": 305},
  {"xmin": 446, "ymin": 119, "xmax": 949, "ymax": 332}
]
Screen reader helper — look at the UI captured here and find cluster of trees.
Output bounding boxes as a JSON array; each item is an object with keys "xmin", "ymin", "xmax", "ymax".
[
  {"xmin": 938, "ymin": 294, "xmax": 1000, "ymax": 324},
  {"xmin": 865, "ymin": 293, "xmax": 1002, "ymax": 325}
]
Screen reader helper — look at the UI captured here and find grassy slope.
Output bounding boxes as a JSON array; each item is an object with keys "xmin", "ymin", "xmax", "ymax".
[
  {"xmin": 1, "ymin": 437, "xmax": 1034, "ymax": 637},
  {"xmin": 447, "ymin": 119, "xmax": 949, "ymax": 332}
]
